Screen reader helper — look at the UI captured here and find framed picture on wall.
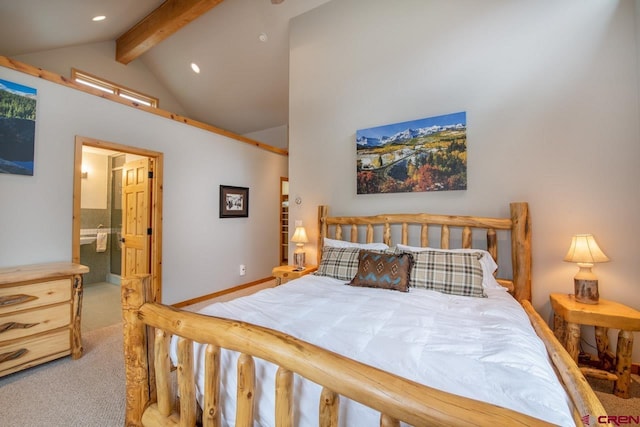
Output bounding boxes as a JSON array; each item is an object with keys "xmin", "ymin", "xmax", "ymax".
[
  {"xmin": 0, "ymin": 78, "xmax": 37, "ymax": 176},
  {"xmin": 219, "ymin": 185, "xmax": 249, "ymax": 218},
  {"xmin": 356, "ymin": 111, "xmax": 467, "ymax": 194}
]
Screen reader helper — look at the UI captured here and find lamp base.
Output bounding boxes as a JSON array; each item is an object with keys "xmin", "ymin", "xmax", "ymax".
[
  {"xmin": 574, "ymin": 278, "xmax": 599, "ymax": 304},
  {"xmin": 293, "ymin": 252, "xmax": 305, "ymax": 271}
]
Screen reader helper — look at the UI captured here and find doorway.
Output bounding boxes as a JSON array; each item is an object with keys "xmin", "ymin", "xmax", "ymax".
[{"xmin": 72, "ymin": 136, "xmax": 164, "ymax": 309}]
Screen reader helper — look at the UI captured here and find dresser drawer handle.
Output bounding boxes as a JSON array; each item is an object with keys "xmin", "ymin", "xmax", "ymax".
[
  {"xmin": 0, "ymin": 294, "xmax": 38, "ymax": 308},
  {"xmin": 0, "ymin": 348, "xmax": 28, "ymax": 364},
  {"xmin": 0, "ymin": 321, "xmax": 39, "ymax": 334}
]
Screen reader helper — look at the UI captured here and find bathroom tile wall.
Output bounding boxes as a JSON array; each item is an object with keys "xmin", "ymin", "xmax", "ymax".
[{"xmin": 80, "ymin": 208, "xmax": 110, "ymax": 284}]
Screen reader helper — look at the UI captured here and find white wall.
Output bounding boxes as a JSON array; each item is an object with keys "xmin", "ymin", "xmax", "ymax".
[
  {"xmin": 13, "ymin": 41, "xmax": 188, "ymax": 117},
  {"xmin": 289, "ymin": 0, "xmax": 640, "ymax": 362},
  {"xmin": 0, "ymin": 66, "xmax": 288, "ymax": 304},
  {"xmin": 244, "ymin": 124, "xmax": 289, "ymax": 150},
  {"xmin": 80, "ymin": 151, "xmax": 108, "ymax": 210}
]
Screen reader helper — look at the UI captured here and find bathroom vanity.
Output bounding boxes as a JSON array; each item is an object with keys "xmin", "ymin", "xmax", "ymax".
[{"xmin": 0, "ymin": 262, "xmax": 89, "ymax": 377}]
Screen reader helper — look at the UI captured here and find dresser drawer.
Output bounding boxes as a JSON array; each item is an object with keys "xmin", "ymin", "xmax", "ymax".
[
  {"xmin": 0, "ymin": 279, "xmax": 72, "ymax": 315},
  {"xmin": 0, "ymin": 328, "xmax": 70, "ymax": 375},
  {"xmin": 0, "ymin": 303, "xmax": 71, "ymax": 343}
]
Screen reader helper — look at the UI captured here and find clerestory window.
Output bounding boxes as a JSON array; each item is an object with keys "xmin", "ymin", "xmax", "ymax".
[{"xmin": 71, "ymin": 68, "xmax": 158, "ymax": 108}]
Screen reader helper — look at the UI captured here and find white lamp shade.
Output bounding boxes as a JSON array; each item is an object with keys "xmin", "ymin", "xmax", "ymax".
[
  {"xmin": 563, "ymin": 234, "xmax": 609, "ymax": 264},
  {"xmin": 291, "ymin": 226, "xmax": 308, "ymax": 244}
]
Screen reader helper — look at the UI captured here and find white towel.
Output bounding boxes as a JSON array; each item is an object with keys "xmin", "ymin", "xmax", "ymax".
[{"xmin": 96, "ymin": 231, "xmax": 108, "ymax": 253}]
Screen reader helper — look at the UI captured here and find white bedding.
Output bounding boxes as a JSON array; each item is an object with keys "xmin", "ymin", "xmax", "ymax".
[{"xmin": 171, "ymin": 275, "xmax": 574, "ymax": 426}]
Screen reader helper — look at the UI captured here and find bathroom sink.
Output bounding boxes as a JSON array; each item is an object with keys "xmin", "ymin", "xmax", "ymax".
[{"xmin": 80, "ymin": 236, "xmax": 96, "ymax": 245}]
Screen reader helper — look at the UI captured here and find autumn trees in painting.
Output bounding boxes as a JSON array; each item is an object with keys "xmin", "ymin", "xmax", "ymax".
[{"xmin": 356, "ymin": 112, "xmax": 467, "ymax": 194}]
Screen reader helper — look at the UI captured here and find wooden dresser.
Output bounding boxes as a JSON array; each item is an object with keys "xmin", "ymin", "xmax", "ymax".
[{"xmin": 0, "ymin": 262, "xmax": 89, "ymax": 377}]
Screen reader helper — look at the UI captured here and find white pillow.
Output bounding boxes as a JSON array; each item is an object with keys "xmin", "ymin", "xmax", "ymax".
[
  {"xmin": 395, "ymin": 244, "xmax": 503, "ymax": 290},
  {"xmin": 324, "ymin": 237, "xmax": 389, "ymax": 250}
]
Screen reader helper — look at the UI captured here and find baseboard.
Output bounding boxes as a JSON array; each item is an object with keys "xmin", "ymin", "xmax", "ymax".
[
  {"xmin": 633, "ymin": 363, "xmax": 639, "ymax": 375},
  {"xmin": 172, "ymin": 276, "xmax": 274, "ymax": 308}
]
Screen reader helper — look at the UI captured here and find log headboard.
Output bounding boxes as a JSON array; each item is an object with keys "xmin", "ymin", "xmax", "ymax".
[{"xmin": 317, "ymin": 202, "xmax": 531, "ymax": 302}]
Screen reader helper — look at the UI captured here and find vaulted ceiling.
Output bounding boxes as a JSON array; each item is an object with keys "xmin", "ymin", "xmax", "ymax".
[{"xmin": 0, "ymin": 0, "xmax": 331, "ymax": 136}]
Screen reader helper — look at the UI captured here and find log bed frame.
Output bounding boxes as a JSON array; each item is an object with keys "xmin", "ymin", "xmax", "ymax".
[{"xmin": 121, "ymin": 202, "xmax": 607, "ymax": 427}]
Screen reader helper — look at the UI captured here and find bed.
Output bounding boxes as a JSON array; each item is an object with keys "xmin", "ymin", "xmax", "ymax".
[{"xmin": 121, "ymin": 202, "xmax": 606, "ymax": 426}]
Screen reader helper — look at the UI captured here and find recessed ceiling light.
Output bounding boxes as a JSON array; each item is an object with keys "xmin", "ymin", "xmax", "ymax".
[
  {"xmin": 92, "ymin": 15, "xmax": 106, "ymax": 22},
  {"xmin": 191, "ymin": 63, "xmax": 201, "ymax": 74},
  {"xmin": 258, "ymin": 32, "xmax": 268, "ymax": 42}
]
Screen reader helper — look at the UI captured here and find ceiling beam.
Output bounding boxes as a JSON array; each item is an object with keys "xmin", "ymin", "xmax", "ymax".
[{"xmin": 116, "ymin": 0, "xmax": 224, "ymax": 64}]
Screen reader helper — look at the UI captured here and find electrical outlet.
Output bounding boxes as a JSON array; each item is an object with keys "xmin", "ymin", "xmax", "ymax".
[{"xmin": 239, "ymin": 264, "xmax": 246, "ymax": 276}]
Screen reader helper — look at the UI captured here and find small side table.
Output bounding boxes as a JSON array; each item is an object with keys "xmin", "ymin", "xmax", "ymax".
[
  {"xmin": 550, "ymin": 293, "xmax": 640, "ymax": 398},
  {"xmin": 271, "ymin": 265, "xmax": 316, "ymax": 286}
]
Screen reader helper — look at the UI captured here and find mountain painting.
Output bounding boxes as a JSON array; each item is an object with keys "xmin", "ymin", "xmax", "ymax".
[
  {"xmin": 0, "ymin": 79, "xmax": 37, "ymax": 176},
  {"xmin": 357, "ymin": 112, "xmax": 467, "ymax": 194}
]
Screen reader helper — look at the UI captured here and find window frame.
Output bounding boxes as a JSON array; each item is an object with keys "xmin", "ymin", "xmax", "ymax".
[{"xmin": 71, "ymin": 68, "xmax": 158, "ymax": 108}]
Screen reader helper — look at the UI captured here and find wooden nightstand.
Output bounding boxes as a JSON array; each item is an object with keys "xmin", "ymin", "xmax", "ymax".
[
  {"xmin": 271, "ymin": 265, "xmax": 316, "ymax": 286},
  {"xmin": 550, "ymin": 293, "xmax": 640, "ymax": 398}
]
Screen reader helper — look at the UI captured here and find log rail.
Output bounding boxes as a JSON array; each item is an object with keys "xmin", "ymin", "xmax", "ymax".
[{"xmin": 522, "ymin": 301, "xmax": 608, "ymax": 424}]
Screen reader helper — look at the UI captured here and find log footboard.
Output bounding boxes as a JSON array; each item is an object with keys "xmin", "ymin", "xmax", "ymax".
[{"xmin": 121, "ymin": 275, "xmax": 605, "ymax": 427}]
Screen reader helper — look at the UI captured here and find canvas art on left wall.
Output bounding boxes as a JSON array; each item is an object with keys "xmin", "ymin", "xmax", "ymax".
[{"xmin": 0, "ymin": 78, "xmax": 37, "ymax": 176}]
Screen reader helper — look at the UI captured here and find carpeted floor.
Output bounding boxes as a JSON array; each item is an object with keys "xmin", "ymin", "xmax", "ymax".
[
  {"xmin": 589, "ymin": 373, "xmax": 640, "ymax": 418},
  {"xmin": 0, "ymin": 323, "xmax": 125, "ymax": 427},
  {"xmin": 82, "ymin": 281, "xmax": 123, "ymax": 333}
]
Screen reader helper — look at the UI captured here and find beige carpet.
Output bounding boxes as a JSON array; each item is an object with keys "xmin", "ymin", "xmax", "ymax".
[
  {"xmin": 0, "ymin": 323, "xmax": 125, "ymax": 427},
  {"xmin": 589, "ymin": 373, "xmax": 640, "ymax": 417},
  {"xmin": 82, "ymin": 282, "xmax": 122, "ymax": 333}
]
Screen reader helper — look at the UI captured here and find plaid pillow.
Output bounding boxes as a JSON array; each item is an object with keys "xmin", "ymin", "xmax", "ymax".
[
  {"xmin": 408, "ymin": 250, "xmax": 485, "ymax": 297},
  {"xmin": 315, "ymin": 247, "xmax": 361, "ymax": 281},
  {"xmin": 349, "ymin": 250, "xmax": 413, "ymax": 292}
]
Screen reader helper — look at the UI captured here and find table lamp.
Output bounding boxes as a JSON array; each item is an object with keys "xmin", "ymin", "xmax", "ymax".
[
  {"xmin": 563, "ymin": 234, "xmax": 609, "ymax": 304},
  {"xmin": 291, "ymin": 224, "xmax": 308, "ymax": 271}
]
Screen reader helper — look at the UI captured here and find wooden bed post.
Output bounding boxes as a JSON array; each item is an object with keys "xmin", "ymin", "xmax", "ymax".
[
  {"xmin": 121, "ymin": 275, "xmax": 153, "ymax": 427},
  {"xmin": 318, "ymin": 205, "xmax": 328, "ymax": 265},
  {"xmin": 71, "ymin": 273, "xmax": 84, "ymax": 359},
  {"xmin": 510, "ymin": 202, "xmax": 532, "ymax": 302}
]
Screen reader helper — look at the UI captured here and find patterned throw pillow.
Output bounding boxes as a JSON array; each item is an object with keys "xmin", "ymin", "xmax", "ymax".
[
  {"xmin": 408, "ymin": 250, "xmax": 486, "ymax": 297},
  {"xmin": 349, "ymin": 250, "xmax": 413, "ymax": 292},
  {"xmin": 315, "ymin": 247, "xmax": 362, "ymax": 281}
]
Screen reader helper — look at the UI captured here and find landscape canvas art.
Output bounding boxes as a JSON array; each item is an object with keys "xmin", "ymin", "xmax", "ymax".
[
  {"xmin": 356, "ymin": 112, "xmax": 467, "ymax": 194},
  {"xmin": 0, "ymin": 79, "xmax": 37, "ymax": 176}
]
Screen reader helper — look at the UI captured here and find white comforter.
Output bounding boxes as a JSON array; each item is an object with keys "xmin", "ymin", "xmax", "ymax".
[{"xmin": 171, "ymin": 275, "xmax": 574, "ymax": 426}]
